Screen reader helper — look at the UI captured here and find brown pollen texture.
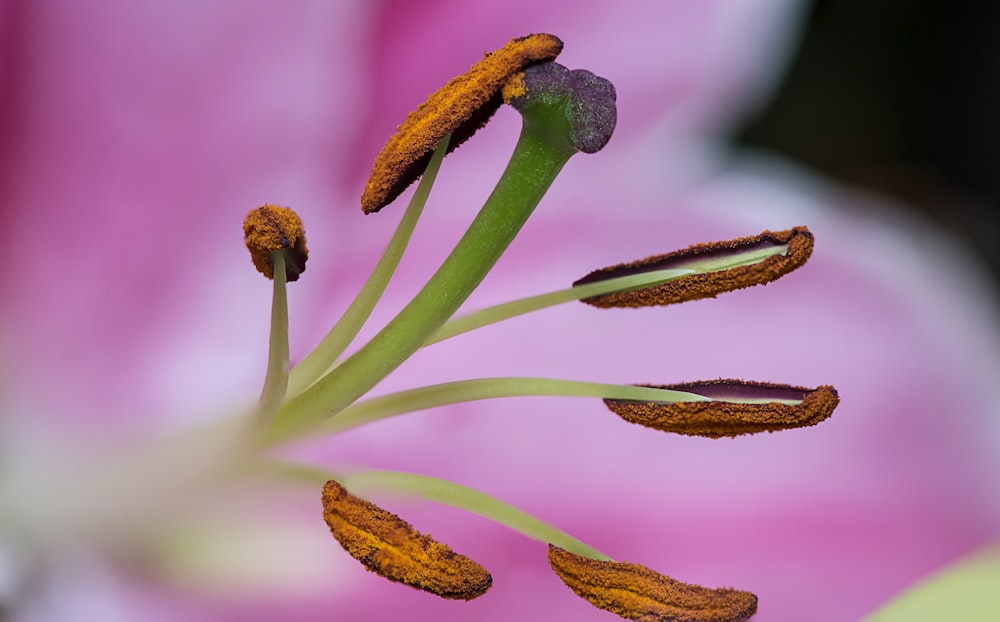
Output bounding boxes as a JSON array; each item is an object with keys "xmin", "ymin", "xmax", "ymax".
[
  {"xmin": 243, "ymin": 204, "xmax": 308, "ymax": 281},
  {"xmin": 548, "ymin": 545, "xmax": 758, "ymax": 622},
  {"xmin": 361, "ymin": 33, "xmax": 563, "ymax": 214},
  {"xmin": 321, "ymin": 480, "xmax": 492, "ymax": 600},
  {"xmin": 575, "ymin": 227, "xmax": 813, "ymax": 308},
  {"xmin": 605, "ymin": 380, "xmax": 839, "ymax": 439}
]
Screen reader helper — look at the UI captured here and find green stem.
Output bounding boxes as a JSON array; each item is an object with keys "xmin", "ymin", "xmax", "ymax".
[
  {"xmin": 257, "ymin": 251, "xmax": 289, "ymax": 422},
  {"xmin": 286, "ymin": 135, "xmax": 451, "ymax": 398},
  {"xmin": 325, "ymin": 377, "xmax": 707, "ymax": 434},
  {"xmin": 342, "ymin": 469, "xmax": 611, "ymax": 561},
  {"xmin": 268, "ymin": 121, "xmax": 577, "ymax": 442},
  {"xmin": 426, "ymin": 268, "xmax": 693, "ymax": 345}
]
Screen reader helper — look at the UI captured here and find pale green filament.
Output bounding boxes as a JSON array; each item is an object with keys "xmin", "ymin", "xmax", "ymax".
[
  {"xmin": 427, "ymin": 268, "xmax": 693, "ymax": 345},
  {"xmin": 267, "ymin": 462, "xmax": 611, "ymax": 561},
  {"xmin": 266, "ymin": 462, "xmax": 611, "ymax": 560},
  {"xmin": 257, "ymin": 251, "xmax": 289, "ymax": 421},
  {"xmin": 342, "ymin": 469, "xmax": 611, "ymax": 561},
  {"xmin": 325, "ymin": 378, "xmax": 708, "ymax": 434},
  {"xmin": 675, "ymin": 242, "xmax": 789, "ymax": 273},
  {"xmin": 286, "ymin": 135, "xmax": 452, "ymax": 398},
  {"xmin": 719, "ymin": 397, "xmax": 801, "ymax": 405}
]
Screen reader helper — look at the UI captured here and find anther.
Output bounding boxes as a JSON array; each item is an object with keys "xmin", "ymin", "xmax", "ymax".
[
  {"xmin": 575, "ymin": 227, "xmax": 813, "ymax": 308},
  {"xmin": 361, "ymin": 33, "xmax": 563, "ymax": 214},
  {"xmin": 548, "ymin": 545, "xmax": 758, "ymax": 622},
  {"xmin": 321, "ymin": 480, "xmax": 492, "ymax": 600},
  {"xmin": 605, "ymin": 380, "xmax": 839, "ymax": 438},
  {"xmin": 243, "ymin": 204, "xmax": 308, "ymax": 281}
]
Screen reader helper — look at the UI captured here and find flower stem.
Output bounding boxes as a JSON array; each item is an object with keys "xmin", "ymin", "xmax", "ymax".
[
  {"xmin": 325, "ymin": 378, "xmax": 707, "ymax": 434},
  {"xmin": 426, "ymin": 268, "xmax": 693, "ymax": 345},
  {"xmin": 286, "ymin": 136, "xmax": 451, "ymax": 398},
  {"xmin": 257, "ymin": 251, "xmax": 289, "ymax": 421},
  {"xmin": 268, "ymin": 121, "xmax": 578, "ymax": 442}
]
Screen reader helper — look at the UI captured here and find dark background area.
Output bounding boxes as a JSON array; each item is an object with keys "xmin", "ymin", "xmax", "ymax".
[{"xmin": 738, "ymin": 0, "xmax": 1000, "ymax": 281}]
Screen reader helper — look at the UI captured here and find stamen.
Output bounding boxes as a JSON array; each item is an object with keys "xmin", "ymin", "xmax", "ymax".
[
  {"xmin": 342, "ymin": 470, "xmax": 610, "ymax": 561},
  {"xmin": 575, "ymin": 227, "xmax": 812, "ymax": 308},
  {"xmin": 243, "ymin": 205, "xmax": 307, "ymax": 421},
  {"xmin": 548, "ymin": 545, "xmax": 758, "ymax": 622},
  {"xmin": 361, "ymin": 33, "xmax": 563, "ymax": 213},
  {"xmin": 243, "ymin": 204, "xmax": 308, "ymax": 281},
  {"xmin": 605, "ymin": 380, "xmax": 839, "ymax": 438},
  {"xmin": 321, "ymin": 480, "xmax": 492, "ymax": 600},
  {"xmin": 273, "ymin": 464, "xmax": 610, "ymax": 563}
]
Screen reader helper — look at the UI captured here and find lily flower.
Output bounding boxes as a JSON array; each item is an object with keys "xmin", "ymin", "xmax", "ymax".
[{"xmin": 1, "ymin": 3, "xmax": 998, "ymax": 622}]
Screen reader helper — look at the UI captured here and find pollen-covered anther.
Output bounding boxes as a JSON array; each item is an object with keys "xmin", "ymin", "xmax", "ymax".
[
  {"xmin": 321, "ymin": 480, "xmax": 492, "ymax": 600},
  {"xmin": 243, "ymin": 204, "xmax": 308, "ymax": 281},
  {"xmin": 361, "ymin": 33, "xmax": 563, "ymax": 214},
  {"xmin": 606, "ymin": 380, "xmax": 839, "ymax": 439},
  {"xmin": 575, "ymin": 227, "xmax": 813, "ymax": 308},
  {"xmin": 548, "ymin": 545, "xmax": 758, "ymax": 622}
]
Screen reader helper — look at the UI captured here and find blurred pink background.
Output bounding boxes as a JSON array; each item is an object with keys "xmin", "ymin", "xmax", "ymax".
[{"xmin": 1, "ymin": 1, "xmax": 998, "ymax": 621}]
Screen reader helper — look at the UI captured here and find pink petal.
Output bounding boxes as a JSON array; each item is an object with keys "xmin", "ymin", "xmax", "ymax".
[{"xmin": 1, "ymin": 2, "xmax": 997, "ymax": 622}]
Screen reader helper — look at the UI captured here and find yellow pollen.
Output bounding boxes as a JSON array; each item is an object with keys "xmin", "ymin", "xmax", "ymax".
[
  {"xmin": 548, "ymin": 545, "xmax": 758, "ymax": 622},
  {"xmin": 321, "ymin": 480, "xmax": 492, "ymax": 600},
  {"xmin": 501, "ymin": 72, "xmax": 528, "ymax": 102},
  {"xmin": 243, "ymin": 204, "xmax": 308, "ymax": 281},
  {"xmin": 361, "ymin": 33, "xmax": 563, "ymax": 214}
]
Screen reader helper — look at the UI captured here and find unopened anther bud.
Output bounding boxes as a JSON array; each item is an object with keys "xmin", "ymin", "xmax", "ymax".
[{"xmin": 243, "ymin": 204, "xmax": 308, "ymax": 281}]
